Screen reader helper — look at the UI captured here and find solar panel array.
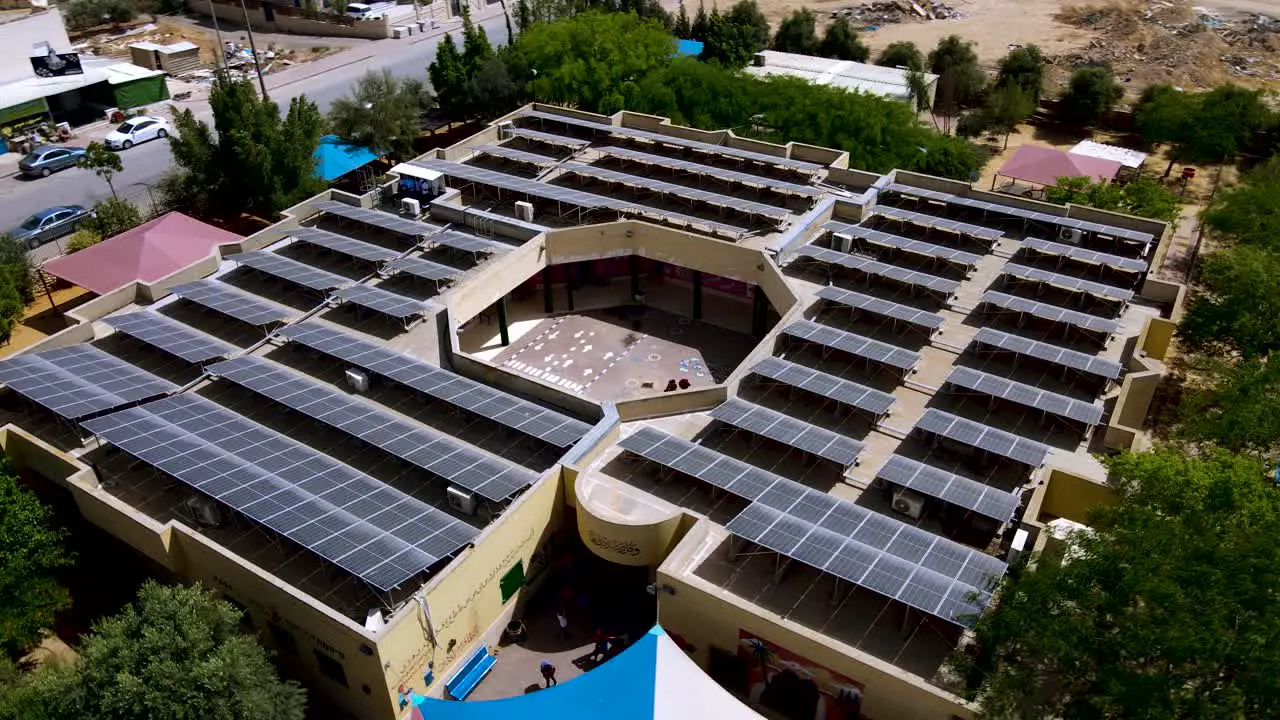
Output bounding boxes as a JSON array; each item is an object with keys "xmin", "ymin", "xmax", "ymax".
[
  {"xmin": 560, "ymin": 161, "xmax": 792, "ymax": 221},
  {"xmin": 873, "ymin": 205, "xmax": 1004, "ymax": 243},
  {"xmin": 883, "ymin": 183, "xmax": 1154, "ymax": 246},
  {"xmin": 596, "ymin": 146, "xmax": 823, "ymax": 198},
  {"xmin": 103, "ymin": 311, "xmax": 236, "ymax": 364},
  {"xmin": 333, "ymin": 285, "xmax": 433, "ymax": 320},
  {"xmin": 980, "ymin": 291, "xmax": 1120, "ymax": 336},
  {"xmin": 825, "ymin": 220, "xmax": 982, "ymax": 268},
  {"xmin": 276, "ymin": 323, "xmax": 590, "ymax": 448},
  {"xmin": 473, "ymin": 144, "xmax": 561, "ymax": 167},
  {"xmin": 750, "ymin": 356, "xmax": 896, "ymax": 417},
  {"xmin": 875, "ymin": 455, "xmax": 1020, "ymax": 523},
  {"xmin": 0, "ymin": 344, "xmax": 176, "ymax": 420},
  {"xmin": 1002, "ymin": 263, "xmax": 1135, "ymax": 303},
  {"xmin": 385, "ymin": 256, "xmax": 463, "ymax": 283},
  {"xmin": 206, "ymin": 356, "xmax": 535, "ymax": 502},
  {"xmin": 783, "ymin": 320, "xmax": 920, "ymax": 372},
  {"xmin": 970, "ymin": 328, "xmax": 1123, "ymax": 381},
  {"xmin": 232, "ymin": 251, "xmax": 352, "ymax": 292},
  {"xmin": 309, "ymin": 199, "xmax": 439, "ymax": 237},
  {"xmin": 507, "ymin": 127, "xmax": 591, "ymax": 149},
  {"xmin": 170, "ymin": 280, "xmax": 297, "ymax": 327},
  {"xmin": 618, "ymin": 425, "xmax": 790, "ymax": 499},
  {"xmin": 710, "ymin": 397, "xmax": 864, "ymax": 466},
  {"xmin": 424, "ymin": 230, "xmax": 511, "ymax": 255},
  {"xmin": 946, "ymin": 366, "xmax": 1104, "ymax": 426},
  {"xmin": 518, "ymin": 109, "xmax": 824, "ymax": 172},
  {"xmin": 288, "ymin": 227, "xmax": 400, "ymax": 263},
  {"xmin": 814, "ymin": 285, "xmax": 945, "ymax": 331},
  {"xmin": 795, "ymin": 245, "xmax": 961, "ymax": 295},
  {"xmin": 82, "ymin": 394, "xmax": 476, "ymax": 591},
  {"xmin": 915, "ymin": 408, "xmax": 1051, "ymax": 467},
  {"xmin": 1021, "ymin": 238, "xmax": 1148, "ymax": 274}
]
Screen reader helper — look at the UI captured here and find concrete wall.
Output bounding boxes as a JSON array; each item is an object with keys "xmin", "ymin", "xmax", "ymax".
[
  {"xmin": 0, "ymin": 9, "xmax": 71, "ymax": 84},
  {"xmin": 1137, "ymin": 317, "xmax": 1177, "ymax": 361},
  {"xmin": 572, "ymin": 469, "xmax": 684, "ymax": 566},
  {"xmin": 614, "ymin": 385, "xmax": 727, "ymax": 422},
  {"xmin": 1030, "ymin": 468, "xmax": 1117, "ymax": 525},
  {"xmin": 187, "ymin": 0, "xmax": 392, "ymax": 39}
]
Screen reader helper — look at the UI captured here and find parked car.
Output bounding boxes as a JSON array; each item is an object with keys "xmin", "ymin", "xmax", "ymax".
[
  {"xmin": 104, "ymin": 116, "xmax": 170, "ymax": 150},
  {"xmin": 10, "ymin": 205, "xmax": 93, "ymax": 248},
  {"xmin": 345, "ymin": 3, "xmax": 377, "ymax": 18},
  {"xmin": 18, "ymin": 145, "xmax": 87, "ymax": 178}
]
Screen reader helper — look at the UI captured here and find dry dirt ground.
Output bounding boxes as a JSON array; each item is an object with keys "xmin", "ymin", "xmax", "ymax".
[{"xmin": 0, "ymin": 286, "xmax": 92, "ymax": 360}]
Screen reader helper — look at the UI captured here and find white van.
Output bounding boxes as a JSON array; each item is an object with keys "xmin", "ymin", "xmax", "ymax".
[{"xmin": 345, "ymin": 3, "xmax": 376, "ymax": 18}]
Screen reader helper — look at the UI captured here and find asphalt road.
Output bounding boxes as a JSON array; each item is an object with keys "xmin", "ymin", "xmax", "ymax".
[{"xmin": 0, "ymin": 13, "xmax": 509, "ymax": 235}]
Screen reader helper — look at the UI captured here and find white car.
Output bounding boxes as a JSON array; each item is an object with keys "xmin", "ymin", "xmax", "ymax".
[
  {"xmin": 345, "ymin": 2, "xmax": 375, "ymax": 18},
  {"xmin": 104, "ymin": 116, "xmax": 171, "ymax": 150}
]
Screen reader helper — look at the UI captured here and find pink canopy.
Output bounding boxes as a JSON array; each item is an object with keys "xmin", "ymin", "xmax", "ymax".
[
  {"xmin": 996, "ymin": 145, "xmax": 1123, "ymax": 187},
  {"xmin": 44, "ymin": 212, "xmax": 242, "ymax": 295}
]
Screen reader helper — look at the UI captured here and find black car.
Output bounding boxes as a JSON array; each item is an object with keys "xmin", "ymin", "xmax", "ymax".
[{"xmin": 18, "ymin": 145, "xmax": 87, "ymax": 178}]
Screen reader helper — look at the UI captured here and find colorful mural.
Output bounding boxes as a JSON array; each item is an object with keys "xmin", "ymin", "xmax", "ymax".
[{"xmin": 737, "ymin": 631, "xmax": 864, "ymax": 720}]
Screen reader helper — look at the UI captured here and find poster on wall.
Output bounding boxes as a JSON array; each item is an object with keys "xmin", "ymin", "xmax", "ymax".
[
  {"xmin": 30, "ymin": 49, "xmax": 83, "ymax": 78},
  {"xmin": 737, "ymin": 631, "xmax": 865, "ymax": 720}
]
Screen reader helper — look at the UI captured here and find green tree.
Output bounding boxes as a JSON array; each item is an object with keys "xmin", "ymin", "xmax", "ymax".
[
  {"xmin": 690, "ymin": 0, "xmax": 710, "ymax": 40},
  {"xmin": 328, "ymin": 69, "xmax": 430, "ymax": 160},
  {"xmin": 673, "ymin": 0, "xmax": 691, "ymax": 37},
  {"xmin": 968, "ymin": 84, "xmax": 1035, "ymax": 148},
  {"xmin": 462, "ymin": 11, "xmax": 495, "ymax": 75},
  {"xmin": 515, "ymin": 0, "xmax": 532, "ymax": 29},
  {"xmin": 773, "ymin": 8, "xmax": 818, "ymax": 55},
  {"xmin": 927, "ymin": 35, "xmax": 984, "ymax": 108},
  {"xmin": 817, "ymin": 17, "xmax": 868, "ymax": 62},
  {"xmin": 1059, "ymin": 65, "xmax": 1123, "ymax": 127},
  {"xmin": 1178, "ymin": 84, "xmax": 1273, "ymax": 164},
  {"xmin": 1181, "ymin": 244, "xmax": 1280, "ymax": 359},
  {"xmin": 1045, "ymin": 176, "xmax": 1181, "ymax": 223},
  {"xmin": 81, "ymin": 197, "xmax": 142, "ymax": 239},
  {"xmin": 1133, "ymin": 83, "xmax": 1192, "ymax": 176},
  {"xmin": 64, "ymin": 0, "xmax": 134, "ymax": 30},
  {"xmin": 960, "ymin": 447, "xmax": 1280, "ymax": 720},
  {"xmin": 467, "ymin": 55, "xmax": 520, "ymax": 120},
  {"xmin": 724, "ymin": 0, "xmax": 771, "ymax": 54},
  {"xmin": 75, "ymin": 142, "xmax": 122, "ymax": 199},
  {"xmin": 994, "ymin": 44, "xmax": 1044, "ymax": 104},
  {"xmin": 1201, "ymin": 157, "xmax": 1280, "ymax": 253},
  {"xmin": 0, "ymin": 236, "xmax": 34, "ymax": 305},
  {"xmin": 0, "ymin": 459, "xmax": 72, "ymax": 657},
  {"xmin": 63, "ymin": 230, "xmax": 101, "ymax": 254},
  {"xmin": 428, "ymin": 33, "xmax": 470, "ymax": 122},
  {"xmin": 876, "ymin": 40, "xmax": 923, "ymax": 71},
  {"xmin": 1176, "ymin": 357, "xmax": 1280, "ymax": 457}
]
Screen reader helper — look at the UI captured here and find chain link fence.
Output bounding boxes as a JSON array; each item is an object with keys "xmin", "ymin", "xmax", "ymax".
[{"xmin": 25, "ymin": 185, "xmax": 172, "ymax": 266}]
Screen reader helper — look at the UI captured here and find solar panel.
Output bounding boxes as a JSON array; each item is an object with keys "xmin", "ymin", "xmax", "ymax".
[
  {"xmin": 384, "ymin": 256, "xmax": 463, "ymax": 283},
  {"xmin": 560, "ymin": 161, "xmax": 792, "ymax": 221},
  {"xmin": 970, "ymin": 328, "xmax": 1122, "ymax": 381},
  {"xmin": 423, "ymin": 230, "xmax": 512, "ymax": 255},
  {"xmin": 751, "ymin": 356, "xmax": 895, "ymax": 417},
  {"xmin": 873, "ymin": 205, "xmax": 1004, "ymax": 243},
  {"xmin": 825, "ymin": 220, "xmax": 982, "ymax": 268},
  {"xmin": 794, "ymin": 245, "xmax": 960, "ymax": 295},
  {"xmin": 288, "ymin": 227, "xmax": 400, "ymax": 263},
  {"xmin": 0, "ymin": 344, "xmax": 176, "ymax": 420},
  {"xmin": 82, "ymin": 394, "xmax": 476, "ymax": 591},
  {"xmin": 102, "ymin": 311, "xmax": 236, "ymax": 364},
  {"xmin": 309, "ymin": 199, "xmax": 439, "ymax": 237},
  {"xmin": 596, "ymin": 146, "xmax": 822, "ymax": 198},
  {"xmin": 507, "ymin": 127, "xmax": 591, "ymax": 149},
  {"xmin": 980, "ymin": 291, "xmax": 1120, "ymax": 336},
  {"xmin": 618, "ymin": 425, "xmax": 784, "ymax": 501},
  {"xmin": 1002, "ymin": 263, "xmax": 1135, "ymax": 303},
  {"xmin": 333, "ymin": 285, "xmax": 433, "ymax": 320},
  {"xmin": 1020, "ymin": 238, "xmax": 1148, "ymax": 274},
  {"xmin": 169, "ymin": 280, "xmax": 296, "ymax": 327},
  {"xmin": 518, "ymin": 109, "xmax": 824, "ymax": 172},
  {"xmin": 875, "ymin": 455, "xmax": 1020, "ymax": 523},
  {"xmin": 206, "ymin": 356, "xmax": 534, "ymax": 502},
  {"xmin": 914, "ymin": 408, "xmax": 1051, "ymax": 467},
  {"xmin": 710, "ymin": 397, "xmax": 864, "ymax": 466},
  {"xmin": 814, "ymin": 285, "xmax": 945, "ymax": 331},
  {"xmin": 945, "ymin": 366, "xmax": 1104, "ymax": 426},
  {"xmin": 782, "ymin": 320, "xmax": 920, "ymax": 372},
  {"xmin": 725, "ymin": 492, "xmax": 1005, "ymax": 625},
  {"xmin": 473, "ymin": 143, "xmax": 561, "ymax": 167},
  {"xmin": 232, "ymin": 251, "xmax": 352, "ymax": 292},
  {"xmin": 276, "ymin": 322, "xmax": 590, "ymax": 447}
]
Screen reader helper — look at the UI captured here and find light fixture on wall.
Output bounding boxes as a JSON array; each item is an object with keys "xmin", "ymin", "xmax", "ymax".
[{"xmin": 646, "ymin": 583, "xmax": 677, "ymax": 596}]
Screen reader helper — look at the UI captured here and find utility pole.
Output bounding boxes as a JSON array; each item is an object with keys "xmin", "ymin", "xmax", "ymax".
[
  {"xmin": 209, "ymin": 1, "xmax": 226, "ymax": 70},
  {"xmin": 238, "ymin": 0, "xmax": 269, "ymax": 100}
]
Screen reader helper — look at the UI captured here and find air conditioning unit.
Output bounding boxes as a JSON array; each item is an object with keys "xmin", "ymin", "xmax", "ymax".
[
  {"xmin": 364, "ymin": 608, "xmax": 385, "ymax": 632},
  {"xmin": 447, "ymin": 485, "xmax": 478, "ymax": 516},
  {"xmin": 1058, "ymin": 227, "xmax": 1084, "ymax": 244},
  {"xmin": 400, "ymin": 197, "xmax": 421, "ymax": 216},
  {"xmin": 1005, "ymin": 528, "xmax": 1030, "ymax": 567},
  {"xmin": 184, "ymin": 496, "xmax": 222, "ymax": 527},
  {"xmin": 346, "ymin": 368, "xmax": 370, "ymax": 393},
  {"xmin": 497, "ymin": 120, "xmax": 515, "ymax": 140},
  {"xmin": 892, "ymin": 488, "xmax": 926, "ymax": 519},
  {"xmin": 514, "ymin": 201, "xmax": 535, "ymax": 222},
  {"xmin": 837, "ymin": 234, "xmax": 853, "ymax": 254}
]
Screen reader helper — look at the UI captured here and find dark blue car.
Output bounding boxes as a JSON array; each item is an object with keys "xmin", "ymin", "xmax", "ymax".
[
  {"xmin": 18, "ymin": 145, "xmax": 87, "ymax": 178},
  {"xmin": 10, "ymin": 205, "xmax": 92, "ymax": 248}
]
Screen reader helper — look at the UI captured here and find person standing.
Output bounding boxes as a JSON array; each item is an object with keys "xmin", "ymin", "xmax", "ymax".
[
  {"xmin": 590, "ymin": 630, "xmax": 608, "ymax": 662},
  {"xmin": 540, "ymin": 660, "xmax": 557, "ymax": 687},
  {"xmin": 556, "ymin": 607, "xmax": 569, "ymax": 639}
]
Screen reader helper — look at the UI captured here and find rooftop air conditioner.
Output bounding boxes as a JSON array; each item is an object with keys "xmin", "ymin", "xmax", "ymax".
[
  {"xmin": 346, "ymin": 368, "xmax": 370, "ymax": 393},
  {"xmin": 184, "ymin": 496, "xmax": 223, "ymax": 527},
  {"xmin": 1058, "ymin": 227, "xmax": 1084, "ymax": 245},
  {"xmin": 497, "ymin": 120, "xmax": 515, "ymax": 140},
  {"xmin": 400, "ymin": 197, "xmax": 421, "ymax": 216},
  {"xmin": 514, "ymin": 201, "xmax": 535, "ymax": 223},
  {"xmin": 892, "ymin": 488, "xmax": 926, "ymax": 519},
  {"xmin": 447, "ymin": 485, "xmax": 478, "ymax": 516}
]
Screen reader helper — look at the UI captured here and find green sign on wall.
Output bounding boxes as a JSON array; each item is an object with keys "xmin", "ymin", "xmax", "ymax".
[{"xmin": 0, "ymin": 97, "xmax": 50, "ymax": 127}]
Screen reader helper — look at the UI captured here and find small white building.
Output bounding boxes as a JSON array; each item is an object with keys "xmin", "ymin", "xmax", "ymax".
[{"xmin": 746, "ymin": 50, "xmax": 939, "ymax": 106}]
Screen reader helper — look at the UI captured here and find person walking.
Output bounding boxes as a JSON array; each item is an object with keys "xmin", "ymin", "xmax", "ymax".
[
  {"xmin": 540, "ymin": 660, "xmax": 557, "ymax": 687},
  {"xmin": 556, "ymin": 607, "xmax": 569, "ymax": 639}
]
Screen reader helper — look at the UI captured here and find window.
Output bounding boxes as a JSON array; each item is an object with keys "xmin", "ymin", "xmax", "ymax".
[
  {"xmin": 46, "ymin": 150, "xmax": 65, "ymax": 160},
  {"xmin": 499, "ymin": 560, "xmax": 525, "ymax": 603},
  {"xmin": 314, "ymin": 650, "xmax": 348, "ymax": 688}
]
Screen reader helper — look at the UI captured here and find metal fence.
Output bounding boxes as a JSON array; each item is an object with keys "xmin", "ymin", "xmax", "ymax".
[{"xmin": 25, "ymin": 186, "xmax": 172, "ymax": 266}]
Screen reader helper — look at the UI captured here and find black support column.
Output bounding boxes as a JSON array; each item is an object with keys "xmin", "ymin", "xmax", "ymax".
[
  {"xmin": 629, "ymin": 255, "xmax": 641, "ymax": 300},
  {"xmin": 497, "ymin": 297, "xmax": 510, "ymax": 346},
  {"xmin": 542, "ymin": 268, "xmax": 554, "ymax": 314},
  {"xmin": 692, "ymin": 270, "xmax": 704, "ymax": 320},
  {"xmin": 751, "ymin": 286, "xmax": 767, "ymax": 338}
]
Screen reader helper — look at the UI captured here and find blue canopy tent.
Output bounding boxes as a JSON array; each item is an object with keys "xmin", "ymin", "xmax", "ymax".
[
  {"xmin": 409, "ymin": 626, "xmax": 761, "ymax": 720},
  {"xmin": 676, "ymin": 39, "xmax": 704, "ymax": 57},
  {"xmin": 313, "ymin": 134, "xmax": 383, "ymax": 183}
]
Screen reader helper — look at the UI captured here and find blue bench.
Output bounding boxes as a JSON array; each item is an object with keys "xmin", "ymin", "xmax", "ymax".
[{"xmin": 445, "ymin": 646, "xmax": 495, "ymax": 700}]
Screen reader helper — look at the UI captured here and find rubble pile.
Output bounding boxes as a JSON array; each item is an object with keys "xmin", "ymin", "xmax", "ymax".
[{"xmin": 830, "ymin": 0, "xmax": 965, "ymax": 27}]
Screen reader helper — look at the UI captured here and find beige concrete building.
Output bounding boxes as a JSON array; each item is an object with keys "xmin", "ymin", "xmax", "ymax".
[{"xmin": 0, "ymin": 104, "xmax": 1182, "ymax": 720}]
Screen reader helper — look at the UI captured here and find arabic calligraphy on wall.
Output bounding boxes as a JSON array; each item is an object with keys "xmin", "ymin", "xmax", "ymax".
[{"xmin": 588, "ymin": 530, "xmax": 641, "ymax": 557}]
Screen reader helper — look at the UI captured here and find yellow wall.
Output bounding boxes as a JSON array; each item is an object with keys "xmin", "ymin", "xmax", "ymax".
[
  {"xmin": 573, "ymin": 472, "xmax": 683, "ymax": 566},
  {"xmin": 1035, "ymin": 468, "xmax": 1118, "ymax": 524}
]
